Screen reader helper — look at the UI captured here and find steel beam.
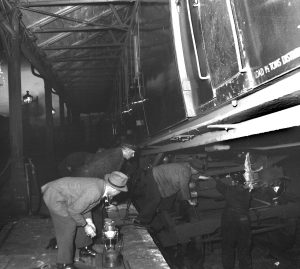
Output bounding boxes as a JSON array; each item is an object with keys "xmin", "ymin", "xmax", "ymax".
[
  {"xmin": 64, "ymin": 76, "xmax": 114, "ymax": 81},
  {"xmin": 66, "ymin": 81, "xmax": 112, "ymax": 85},
  {"xmin": 53, "ymin": 62, "xmax": 118, "ymax": 69},
  {"xmin": 44, "ymin": 43, "xmax": 123, "ymax": 50},
  {"xmin": 33, "ymin": 25, "xmax": 128, "ymax": 33},
  {"xmin": 21, "ymin": 0, "xmax": 168, "ymax": 7},
  {"xmin": 65, "ymin": 77, "xmax": 113, "ymax": 82},
  {"xmin": 51, "ymin": 55, "xmax": 119, "ymax": 61},
  {"xmin": 55, "ymin": 66, "xmax": 116, "ymax": 70},
  {"xmin": 141, "ymin": 104, "xmax": 300, "ymax": 155},
  {"xmin": 20, "ymin": 7, "xmax": 102, "ymax": 26},
  {"xmin": 27, "ymin": 6, "xmax": 81, "ymax": 29},
  {"xmin": 65, "ymin": 80, "xmax": 112, "ymax": 84},
  {"xmin": 58, "ymin": 71, "xmax": 113, "ymax": 75},
  {"xmin": 47, "ymin": 46, "xmax": 121, "ymax": 59},
  {"xmin": 37, "ymin": 7, "xmax": 125, "ymax": 47},
  {"xmin": 140, "ymin": 71, "xmax": 300, "ymax": 149}
]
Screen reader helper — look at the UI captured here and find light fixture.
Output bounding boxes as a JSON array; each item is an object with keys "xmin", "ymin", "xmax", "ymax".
[
  {"xmin": 23, "ymin": 91, "xmax": 33, "ymax": 104},
  {"xmin": 102, "ymin": 218, "xmax": 123, "ymax": 268},
  {"xmin": 51, "ymin": 108, "xmax": 56, "ymax": 115}
]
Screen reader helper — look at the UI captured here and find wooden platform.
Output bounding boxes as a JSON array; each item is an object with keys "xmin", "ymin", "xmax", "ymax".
[{"xmin": 0, "ymin": 203, "xmax": 170, "ymax": 269}]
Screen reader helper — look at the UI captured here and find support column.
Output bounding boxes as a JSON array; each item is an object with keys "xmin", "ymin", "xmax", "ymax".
[
  {"xmin": 7, "ymin": 9, "xmax": 27, "ymax": 212},
  {"xmin": 66, "ymin": 103, "xmax": 72, "ymax": 124},
  {"xmin": 58, "ymin": 95, "xmax": 66, "ymax": 148},
  {"xmin": 44, "ymin": 80, "xmax": 55, "ymax": 176},
  {"xmin": 59, "ymin": 95, "xmax": 65, "ymax": 126}
]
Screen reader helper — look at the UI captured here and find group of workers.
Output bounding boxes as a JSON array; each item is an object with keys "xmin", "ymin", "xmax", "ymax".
[
  {"xmin": 42, "ymin": 144, "xmax": 135, "ymax": 269},
  {"xmin": 42, "ymin": 143, "xmax": 254, "ymax": 269}
]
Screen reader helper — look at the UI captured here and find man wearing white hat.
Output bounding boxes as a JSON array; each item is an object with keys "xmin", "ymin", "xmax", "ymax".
[{"xmin": 41, "ymin": 171, "xmax": 128, "ymax": 269}]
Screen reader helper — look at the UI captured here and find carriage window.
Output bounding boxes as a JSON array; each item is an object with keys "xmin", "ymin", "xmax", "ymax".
[
  {"xmin": 198, "ymin": 0, "xmax": 239, "ymax": 89},
  {"xmin": 232, "ymin": 0, "xmax": 300, "ymax": 82},
  {"xmin": 177, "ymin": 0, "xmax": 214, "ymax": 108}
]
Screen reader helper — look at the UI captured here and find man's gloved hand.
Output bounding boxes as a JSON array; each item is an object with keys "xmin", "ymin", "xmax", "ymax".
[
  {"xmin": 84, "ymin": 223, "xmax": 96, "ymax": 238},
  {"xmin": 86, "ymin": 218, "xmax": 96, "ymax": 232}
]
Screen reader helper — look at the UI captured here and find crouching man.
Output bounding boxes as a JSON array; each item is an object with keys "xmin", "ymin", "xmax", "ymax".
[{"xmin": 41, "ymin": 171, "xmax": 128, "ymax": 269}]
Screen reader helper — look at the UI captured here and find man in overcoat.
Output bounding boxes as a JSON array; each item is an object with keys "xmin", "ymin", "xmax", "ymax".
[
  {"xmin": 56, "ymin": 144, "xmax": 136, "ymax": 240},
  {"xmin": 42, "ymin": 171, "xmax": 128, "ymax": 269}
]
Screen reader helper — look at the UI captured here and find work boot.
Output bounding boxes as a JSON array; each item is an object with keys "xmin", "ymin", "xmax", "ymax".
[
  {"xmin": 79, "ymin": 245, "xmax": 97, "ymax": 258},
  {"xmin": 56, "ymin": 263, "xmax": 78, "ymax": 269}
]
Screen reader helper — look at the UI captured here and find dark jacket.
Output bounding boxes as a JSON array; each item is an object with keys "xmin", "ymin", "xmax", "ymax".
[
  {"xmin": 57, "ymin": 152, "xmax": 94, "ymax": 177},
  {"xmin": 72, "ymin": 147, "xmax": 124, "ymax": 178},
  {"xmin": 216, "ymin": 178, "xmax": 251, "ymax": 214},
  {"xmin": 42, "ymin": 177, "xmax": 105, "ymax": 226},
  {"xmin": 152, "ymin": 163, "xmax": 192, "ymax": 200}
]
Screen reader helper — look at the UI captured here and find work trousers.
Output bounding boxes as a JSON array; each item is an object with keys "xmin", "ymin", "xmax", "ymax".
[
  {"xmin": 92, "ymin": 202, "xmax": 107, "ymax": 242},
  {"xmin": 138, "ymin": 170, "xmax": 178, "ymax": 225},
  {"xmin": 50, "ymin": 211, "xmax": 92, "ymax": 264},
  {"xmin": 221, "ymin": 209, "xmax": 252, "ymax": 269},
  {"xmin": 138, "ymin": 170, "xmax": 161, "ymax": 224}
]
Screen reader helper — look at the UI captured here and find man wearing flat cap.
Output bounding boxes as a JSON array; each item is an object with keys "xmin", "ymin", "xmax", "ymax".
[
  {"xmin": 42, "ymin": 171, "xmax": 128, "ymax": 269},
  {"xmin": 135, "ymin": 159, "xmax": 204, "ymax": 225}
]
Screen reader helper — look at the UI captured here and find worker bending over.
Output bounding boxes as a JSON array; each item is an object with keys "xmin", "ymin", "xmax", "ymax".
[
  {"xmin": 135, "ymin": 159, "xmax": 204, "ymax": 225},
  {"xmin": 42, "ymin": 171, "xmax": 128, "ymax": 269}
]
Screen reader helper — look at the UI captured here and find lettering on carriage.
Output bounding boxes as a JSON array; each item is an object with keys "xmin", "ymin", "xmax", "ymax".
[
  {"xmin": 268, "ymin": 58, "xmax": 282, "ymax": 71},
  {"xmin": 254, "ymin": 47, "xmax": 300, "ymax": 79},
  {"xmin": 281, "ymin": 47, "xmax": 300, "ymax": 65}
]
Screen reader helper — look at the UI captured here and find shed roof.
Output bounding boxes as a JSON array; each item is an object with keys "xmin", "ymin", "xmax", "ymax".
[{"xmin": 1, "ymin": 0, "xmax": 168, "ymax": 114}]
